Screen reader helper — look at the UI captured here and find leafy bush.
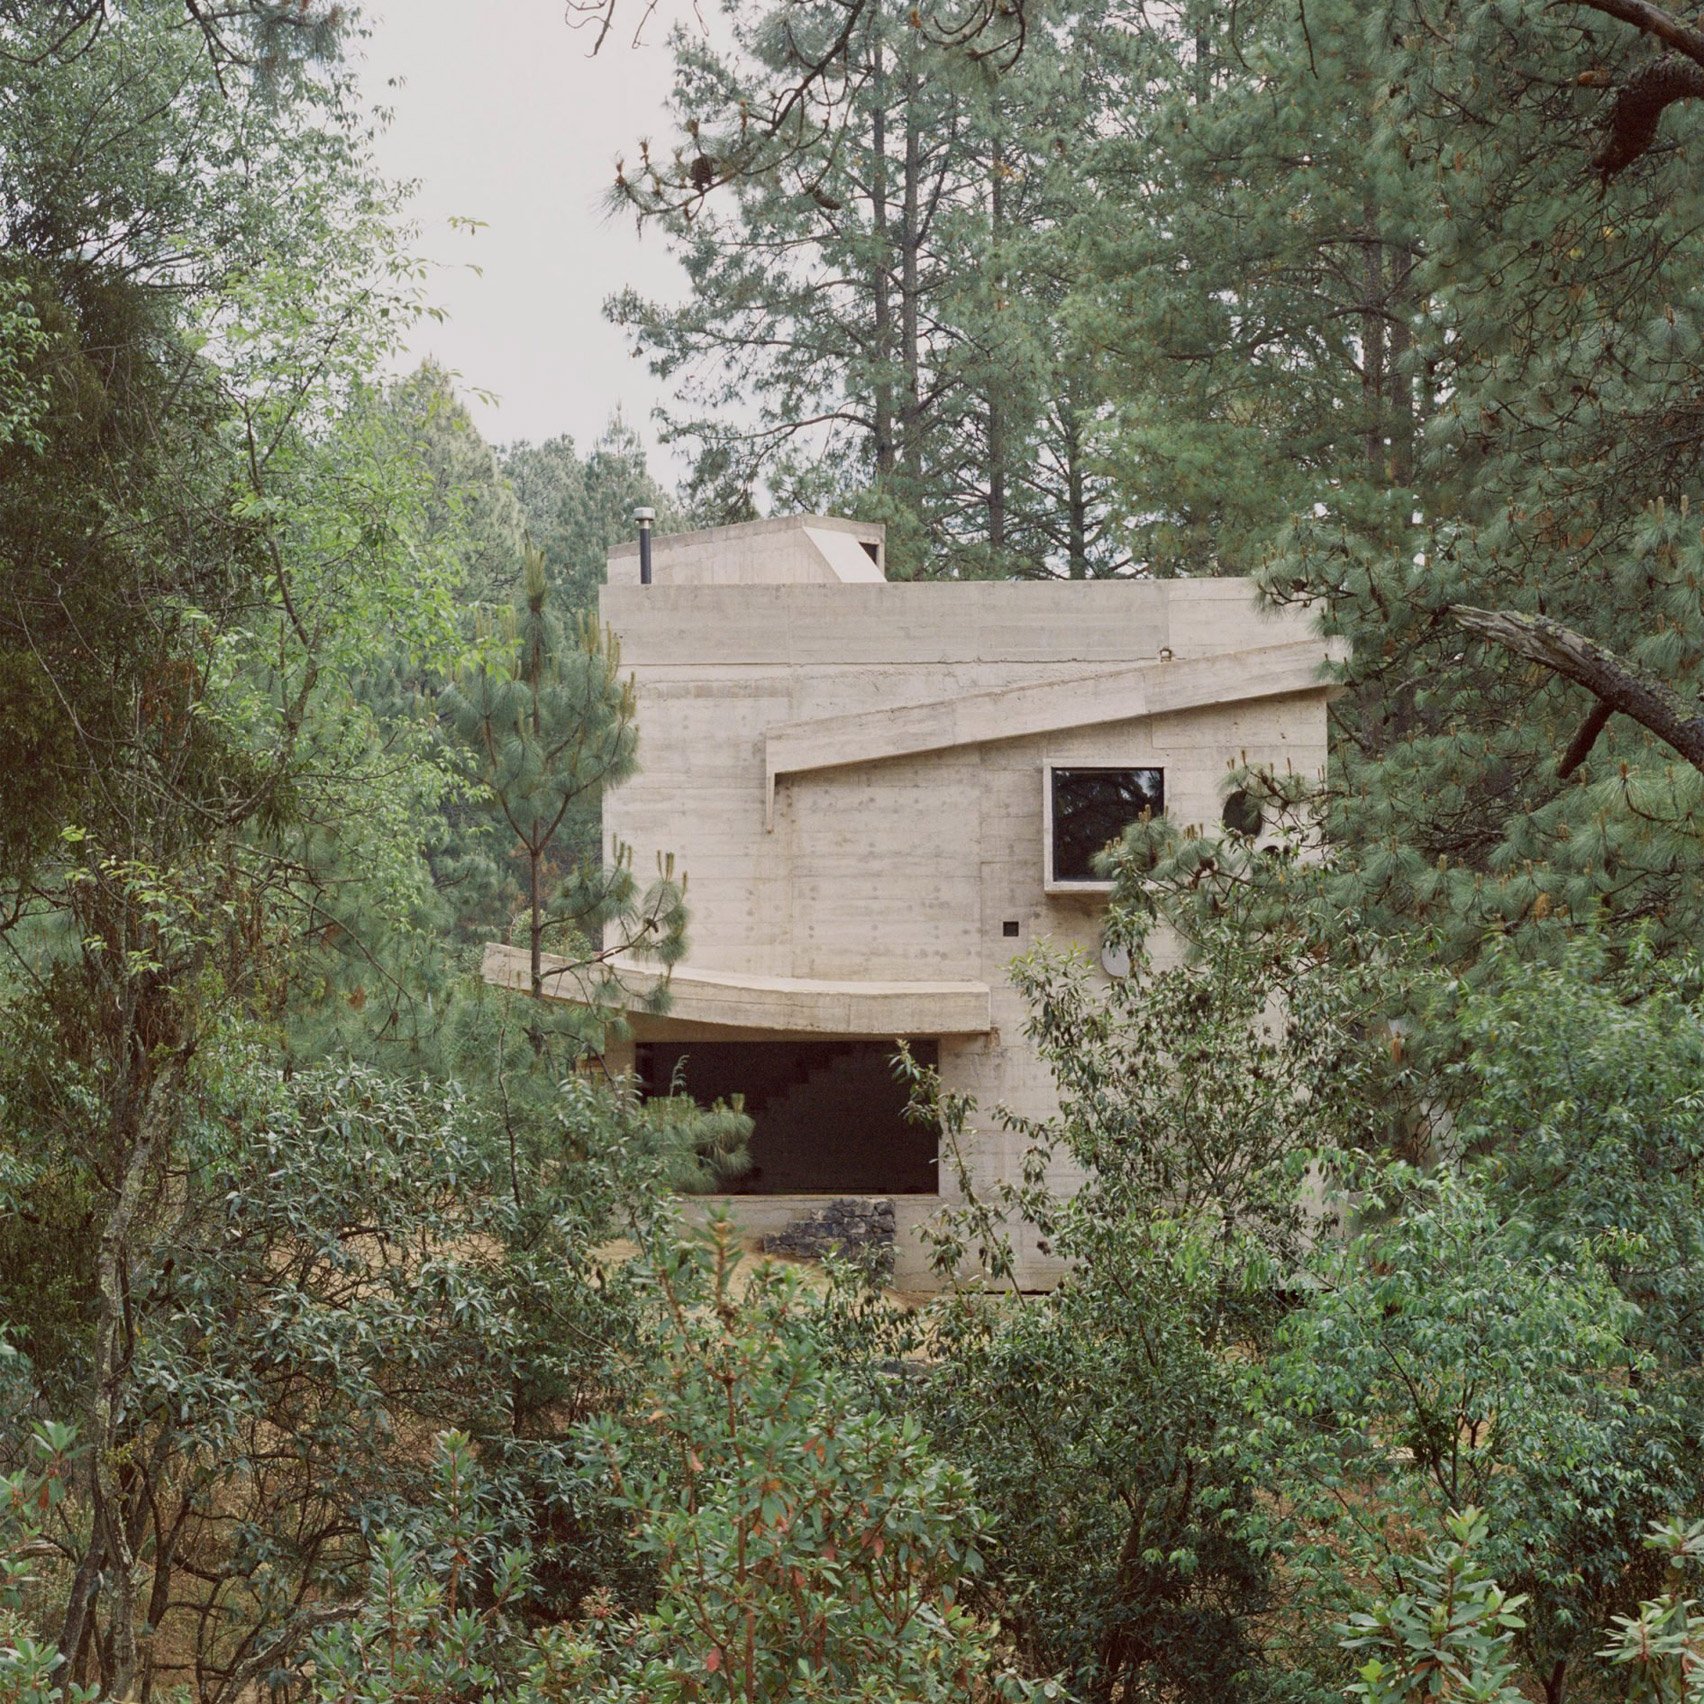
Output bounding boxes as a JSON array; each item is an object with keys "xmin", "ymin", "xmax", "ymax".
[
  {"xmin": 1600, "ymin": 1518, "xmax": 1704, "ymax": 1704},
  {"xmin": 895, "ymin": 899, "xmax": 1376, "ymax": 1703},
  {"xmin": 311, "ymin": 1224, "xmax": 1058, "ymax": 1704},
  {"xmin": 1338, "ymin": 1508, "xmax": 1527, "ymax": 1704},
  {"xmin": 0, "ymin": 1416, "xmax": 85, "ymax": 1704},
  {"xmin": 576, "ymin": 1219, "xmax": 1058, "ymax": 1703}
]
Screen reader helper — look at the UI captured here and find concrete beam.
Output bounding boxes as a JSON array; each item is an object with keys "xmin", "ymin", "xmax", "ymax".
[
  {"xmin": 763, "ymin": 638, "xmax": 1344, "ymax": 826},
  {"xmin": 481, "ymin": 943, "xmax": 992, "ymax": 1036}
]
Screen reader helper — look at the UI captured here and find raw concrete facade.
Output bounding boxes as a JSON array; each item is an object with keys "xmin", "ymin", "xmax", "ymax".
[{"xmin": 483, "ymin": 515, "xmax": 1340, "ymax": 1289}]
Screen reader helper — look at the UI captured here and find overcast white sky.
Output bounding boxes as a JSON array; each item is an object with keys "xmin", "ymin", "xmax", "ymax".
[{"xmin": 357, "ymin": 1, "xmax": 692, "ymax": 460}]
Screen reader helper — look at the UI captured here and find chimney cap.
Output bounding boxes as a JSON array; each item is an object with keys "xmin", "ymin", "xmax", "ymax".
[{"xmin": 633, "ymin": 506, "xmax": 657, "ymax": 524}]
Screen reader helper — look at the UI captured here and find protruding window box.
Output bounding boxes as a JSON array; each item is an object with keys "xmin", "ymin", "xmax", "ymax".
[{"xmin": 1044, "ymin": 764, "xmax": 1165, "ymax": 893}]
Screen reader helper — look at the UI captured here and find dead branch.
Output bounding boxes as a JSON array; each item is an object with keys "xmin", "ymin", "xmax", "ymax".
[
  {"xmin": 1557, "ymin": 698, "xmax": 1614, "ymax": 778},
  {"xmin": 1451, "ymin": 604, "xmax": 1704, "ymax": 774}
]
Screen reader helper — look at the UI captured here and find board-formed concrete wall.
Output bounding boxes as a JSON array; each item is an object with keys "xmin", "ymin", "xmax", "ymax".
[{"xmin": 516, "ymin": 516, "xmax": 1337, "ymax": 1288}]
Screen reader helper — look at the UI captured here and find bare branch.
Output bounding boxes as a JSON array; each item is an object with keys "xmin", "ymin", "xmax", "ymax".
[
  {"xmin": 1573, "ymin": 0, "xmax": 1704, "ymax": 69},
  {"xmin": 1451, "ymin": 604, "xmax": 1704, "ymax": 774}
]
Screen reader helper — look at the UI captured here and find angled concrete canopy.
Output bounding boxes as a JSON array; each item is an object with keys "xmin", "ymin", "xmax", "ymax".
[{"xmin": 762, "ymin": 637, "xmax": 1346, "ymax": 826}]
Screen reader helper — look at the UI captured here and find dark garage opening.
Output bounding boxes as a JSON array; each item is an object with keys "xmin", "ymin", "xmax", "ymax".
[{"xmin": 635, "ymin": 1038, "xmax": 939, "ymax": 1195}]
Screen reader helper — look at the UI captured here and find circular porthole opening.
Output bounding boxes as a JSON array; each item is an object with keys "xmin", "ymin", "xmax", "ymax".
[{"xmin": 1222, "ymin": 788, "xmax": 1264, "ymax": 838}]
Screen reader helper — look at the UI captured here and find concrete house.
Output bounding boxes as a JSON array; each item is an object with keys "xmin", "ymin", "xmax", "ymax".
[{"xmin": 483, "ymin": 514, "xmax": 1339, "ymax": 1289}]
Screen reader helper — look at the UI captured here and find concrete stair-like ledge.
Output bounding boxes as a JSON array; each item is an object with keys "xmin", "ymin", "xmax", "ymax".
[{"xmin": 481, "ymin": 943, "xmax": 992, "ymax": 1036}]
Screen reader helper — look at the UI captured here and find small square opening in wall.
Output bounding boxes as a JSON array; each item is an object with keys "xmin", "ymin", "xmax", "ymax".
[
  {"xmin": 1047, "ymin": 765, "xmax": 1165, "ymax": 887},
  {"xmin": 1002, "ymin": 920, "xmax": 1021, "ymax": 938}
]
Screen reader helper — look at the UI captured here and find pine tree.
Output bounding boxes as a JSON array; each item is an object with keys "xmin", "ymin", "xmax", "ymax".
[
  {"xmin": 441, "ymin": 542, "xmax": 686, "ymax": 1051},
  {"xmin": 607, "ymin": 0, "xmax": 1134, "ymax": 577},
  {"xmin": 1061, "ymin": 0, "xmax": 1704, "ymax": 959}
]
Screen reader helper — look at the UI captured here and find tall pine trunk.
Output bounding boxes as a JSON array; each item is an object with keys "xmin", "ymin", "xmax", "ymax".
[
  {"xmin": 900, "ymin": 41, "xmax": 923, "ymax": 495},
  {"xmin": 1063, "ymin": 400, "xmax": 1090, "ymax": 579},
  {"xmin": 1362, "ymin": 197, "xmax": 1387, "ymax": 480},
  {"xmin": 869, "ymin": 29, "xmax": 896, "ymax": 484},
  {"xmin": 987, "ymin": 137, "xmax": 1008, "ymax": 560}
]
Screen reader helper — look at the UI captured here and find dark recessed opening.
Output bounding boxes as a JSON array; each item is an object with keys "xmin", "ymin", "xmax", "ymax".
[
  {"xmin": 1002, "ymin": 920, "xmax": 1020, "ymax": 938},
  {"xmin": 635, "ymin": 1038, "xmax": 939, "ymax": 1195},
  {"xmin": 859, "ymin": 539, "xmax": 880, "ymax": 564},
  {"xmin": 1222, "ymin": 788, "xmax": 1264, "ymax": 837},
  {"xmin": 1050, "ymin": 766, "xmax": 1165, "ymax": 883}
]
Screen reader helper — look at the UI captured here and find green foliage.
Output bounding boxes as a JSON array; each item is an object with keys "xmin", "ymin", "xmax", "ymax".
[
  {"xmin": 1601, "ymin": 1519, "xmax": 1704, "ymax": 1704},
  {"xmin": 0, "ymin": 1417, "xmax": 86, "ymax": 1704},
  {"xmin": 897, "ymin": 897, "xmax": 1378, "ymax": 1702},
  {"xmin": 440, "ymin": 540, "xmax": 690, "ymax": 1063},
  {"xmin": 502, "ymin": 418, "xmax": 679, "ymax": 612},
  {"xmin": 307, "ymin": 1431, "xmax": 597, "ymax": 1704},
  {"xmin": 0, "ymin": 1047, "xmax": 689, "ymax": 1698},
  {"xmin": 917, "ymin": 1220, "xmax": 1275, "ymax": 1704},
  {"xmin": 366, "ymin": 361, "xmax": 527, "ymax": 606},
  {"xmin": 574, "ymin": 1219, "xmax": 1058, "ymax": 1703},
  {"xmin": 307, "ymin": 1230, "xmax": 1060, "ymax": 1704},
  {"xmin": 1452, "ymin": 941, "xmax": 1704, "ymax": 1371},
  {"xmin": 0, "ymin": 270, "xmax": 47, "ymax": 453},
  {"xmin": 1339, "ymin": 1508, "xmax": 1527, "ymax": 1704},
  {"xmin": 1264, "ymin": 1165, "xmax": 1687, "ymax": 1693}
]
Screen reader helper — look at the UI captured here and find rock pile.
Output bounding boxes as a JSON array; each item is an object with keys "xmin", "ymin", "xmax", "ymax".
[{"xmin": 763, "ymin": 1197, "xmax": 897, "ymax": 1278}]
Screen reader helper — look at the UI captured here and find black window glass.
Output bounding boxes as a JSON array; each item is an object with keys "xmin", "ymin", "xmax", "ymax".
[{"xmin": 1051, "ymin": 767, "xmax": 1164, "ymax": 882}]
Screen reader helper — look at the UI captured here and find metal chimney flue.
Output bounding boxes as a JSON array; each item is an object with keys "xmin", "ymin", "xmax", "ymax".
[{"xmin": 634, "ymin": 506, "xmax": 656, "ymax": 585}]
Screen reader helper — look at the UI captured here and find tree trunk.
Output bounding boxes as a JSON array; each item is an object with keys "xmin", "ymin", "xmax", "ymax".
[
  {"xmin": 528, "ymin": 829, "xmax": 543, "ymax": 1001},
  {"xmin": 987, "ymin": 136, "xmax": 1007, "ymax": 560},
  {"xmin": 869, "ymin": 30, "xmax": 896, "ymax": 483},
  {"xmin": 1388, "ymin": 297, "xmax": 1414, "ymax": 486},
  {"xmin": 1063, "ymin": 401, "xmax": 1089, "ymax": 579},
  {"xmin": 57, "ymin": 1541, "xmax": 105, "ymax": 1689},
  {"xmin": 85, "ymin": 1050, "xmax": 190, "ymax": 1701},
  {"xmin": 1363, "ymin": 200, "xmax": 1386, "ymax": 480},
  {"xmin": 899, "ymin": 45, "xmax": 923, "ymax": 494}
]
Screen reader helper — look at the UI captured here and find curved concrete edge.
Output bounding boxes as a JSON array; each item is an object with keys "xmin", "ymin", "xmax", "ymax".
[{"xmin": 480, "ymin": 943, "xmax": 993, "ymax": 1036}]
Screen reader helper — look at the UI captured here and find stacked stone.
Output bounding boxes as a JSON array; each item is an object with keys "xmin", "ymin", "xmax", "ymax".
[{"xmin": 763, "ymin": 1197, "xmax": 897, "ymax": 1279}]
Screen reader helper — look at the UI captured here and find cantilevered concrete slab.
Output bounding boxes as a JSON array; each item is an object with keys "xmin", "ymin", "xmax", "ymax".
[
  {"xmin": 763, "ymin": 638, "xmax": 1345, "ymax": 826},
  {"xmin": 482, "ymin": 944, "xmax": 992, "ymax": 1037}
]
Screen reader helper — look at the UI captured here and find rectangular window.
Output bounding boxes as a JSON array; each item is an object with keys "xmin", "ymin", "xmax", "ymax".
[{"xmin": 1049, "ymin": 766, "xmax": 1164, "ymax": 885}]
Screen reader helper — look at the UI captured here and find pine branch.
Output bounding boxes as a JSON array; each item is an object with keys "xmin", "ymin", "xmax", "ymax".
[{"xmin": 1451, "ymin": 604, "xmax": 1704, "ymax": 774}]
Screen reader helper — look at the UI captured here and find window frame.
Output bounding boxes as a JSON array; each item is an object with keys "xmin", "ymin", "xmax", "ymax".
[{"xmin": 1043, "ymin": 762, "xmax": 1166, "ymax": 893}]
